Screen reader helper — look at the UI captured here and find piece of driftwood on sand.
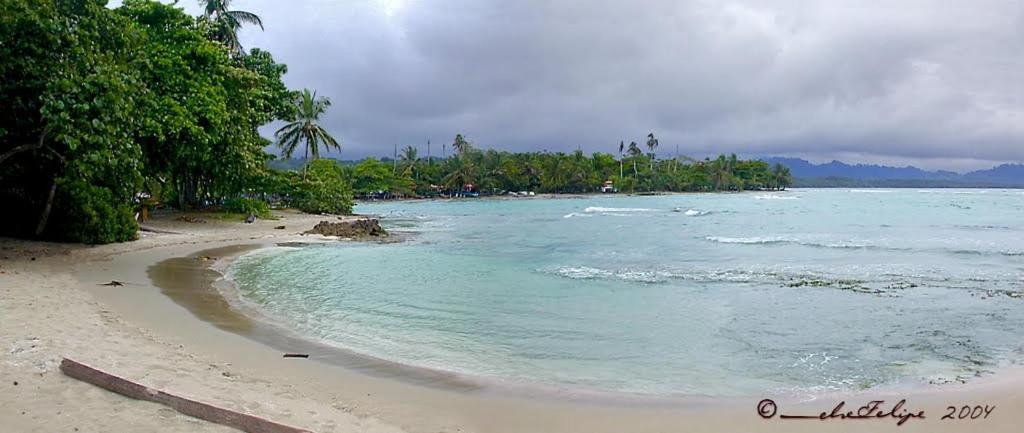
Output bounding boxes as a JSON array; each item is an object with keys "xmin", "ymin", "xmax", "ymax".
[{"xmin": 59, "ymin": 358, "xmax": 312, "ymax": 433}]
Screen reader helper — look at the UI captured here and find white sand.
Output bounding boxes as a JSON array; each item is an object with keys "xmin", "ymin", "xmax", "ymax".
[{"xmin": 1, "ymin": 209, "xmax": 1022, "ymax": 432}]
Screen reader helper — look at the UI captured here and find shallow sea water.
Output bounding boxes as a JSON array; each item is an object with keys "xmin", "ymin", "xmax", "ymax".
[{"xmin": 228, "ymin": 189, "xmax": 1024, "ymax": 397}]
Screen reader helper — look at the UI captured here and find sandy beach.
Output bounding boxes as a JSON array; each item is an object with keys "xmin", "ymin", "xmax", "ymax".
[{"xmin": 2, "ymin": 209, "xmax": 1023, "ymax": 433}]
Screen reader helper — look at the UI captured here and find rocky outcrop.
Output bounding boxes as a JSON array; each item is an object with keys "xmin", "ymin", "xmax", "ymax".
[{"xmin": 305, "ymin": 218, "xmax": 386, "ymax": 238}]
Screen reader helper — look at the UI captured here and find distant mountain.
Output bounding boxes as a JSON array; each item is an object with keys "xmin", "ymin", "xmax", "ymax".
[
  {"xmin": 761, "ymin": 157, "xmax": 1024, "ymax": 187},
  {"xmin": 963, "ymin": 163, "xmax": 1024, "ymax": 185}
]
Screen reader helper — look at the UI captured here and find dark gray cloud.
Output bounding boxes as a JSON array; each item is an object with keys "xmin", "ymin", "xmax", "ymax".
[{"xmin": 115, "ymin": 0, "xmax": 1024, "ymax": 170}]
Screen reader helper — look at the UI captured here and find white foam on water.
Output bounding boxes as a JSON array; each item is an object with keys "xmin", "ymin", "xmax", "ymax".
[
  {"xmin": 753, "ymin": 194, "xmax": 798, "ymax": 200},
  {"xmin": 614, "ymin": 269, "xmax": 672, "ymax": 283},
  {"xmin": 706, "ymin": 236, "xmax": 786, "ymax": 244},
  {"xmin": 584, "ymin": 206, "xmax": 656, "ymax": 213},
  {"xmin": 918, "ymin": 189, "xmax": 991, "ymax": 194},
  {"xmin": 683, "ymin": 209, "xmax": 709, "ymax": 216},
  {"xmin": 562, "ymin": 212, "xmax": 593, "ymax": 219},
  {"xmin": 554, "ymin": 266, "xmax": 614, "ymax": 279},
  {"xmin": 549, "ymin": 266, "xmax": 673, "ymax": 283}
]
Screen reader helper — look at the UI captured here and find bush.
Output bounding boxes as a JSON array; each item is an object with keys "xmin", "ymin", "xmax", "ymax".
[
  {"xmin": 48, "ymin": 179, "xmax": 139, "ymax": 244},
  {"xmin": 287, "ymin": 160, "xmax": 354, "ymax": 214},
  {"xmin": 223, "ymin": 197, "xmax": 271, "ymax": 218}
]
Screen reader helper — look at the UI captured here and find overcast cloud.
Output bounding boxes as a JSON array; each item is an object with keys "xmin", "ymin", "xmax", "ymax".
[{"xmin": 115, "ymin": 0, "xmax": 1024, "ymax": 171}]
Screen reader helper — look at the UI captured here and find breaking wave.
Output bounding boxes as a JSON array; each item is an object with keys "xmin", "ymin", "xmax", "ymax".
[
  {"xmin": 705, "ymin": 236, "xmax": 1023, "ymax": 257},
  {"xmin": 680, "ymin": 209, "xmax": 710, "ymax": 216},
  {"xmin": 583, "ymin": 206, "xmax": 657, "ymax": 213},
  {"xmin": 754, "ymin": 194, "xmax": 798, "ymax": 200},
  {"xmin": 705, "ymin": 236, "xmax": 786, "ymax": 245},
  {"xmin": 549, "ymin": 266, "xmax": 672, "ymax": 283}
]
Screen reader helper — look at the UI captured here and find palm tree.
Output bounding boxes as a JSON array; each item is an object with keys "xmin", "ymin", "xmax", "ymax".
[
  {"xmin": 627, "ymin": 141, "xmax": 643, "ymax": 178},
  {"xmin": 275, "ymin": 89, "xmax": 340, "ymax": 176},
  {"xmin": 452, "ymin": 134, "xmax": 472, "ymax": 155},
  {"xmin": 771, "ymin": 163, "xmax": 792, "ymax": 190},
  {"xmin": 645, "ymin": 132, "xmax": 659, "ymax": 171},
  {"xmin": 400, "ymin": 145, "xmax": 418, "ymax": 178},
  {"xmin": 617, "ymin": 140, "xmax": 625, "ymax": 179},
  {"xmin": 200, "ymin": 0, "xmax": 264, "ymax": 54},
  {"xmin": 442, "ymin": 156, "xmax": 475, "ymax": 193},
  {"xmin": 711, "ymin": 155, "xmax": 732, "ymax": 191}
]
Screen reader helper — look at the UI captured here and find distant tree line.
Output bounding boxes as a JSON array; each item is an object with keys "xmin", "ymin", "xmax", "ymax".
[{"xmin": 285, "ymin": 134, "xmax": 792, "ymax": 198}]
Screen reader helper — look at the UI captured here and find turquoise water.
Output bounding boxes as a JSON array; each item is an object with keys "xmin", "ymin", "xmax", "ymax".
[{"xmin": 228, "ymin": 189, "xmax": 1024, "ymax": 397}]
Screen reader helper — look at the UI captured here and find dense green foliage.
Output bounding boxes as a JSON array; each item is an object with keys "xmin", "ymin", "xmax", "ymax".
[
  {"xmin": 0, "ymin": 0, "xmax": 312, "ymax": 243},
  {"xmin": 1, "ymin": 0, "xmax": 145, "ymax": 242},
  {"xmin": 282, "ymin": 159, "xmax": 355, "ymax": 214},
  {"xmin": 342, "ymin": 135, "xmax": 792, "ymax": 197},
  {"xmin": 222, "ymin": 197, "xmax": 271, "ymax": 218}
]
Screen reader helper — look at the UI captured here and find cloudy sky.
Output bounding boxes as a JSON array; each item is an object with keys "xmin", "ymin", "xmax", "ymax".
[{"xmin": 116, "ymin": 0, "xmax": 1024, "ymax": 171}]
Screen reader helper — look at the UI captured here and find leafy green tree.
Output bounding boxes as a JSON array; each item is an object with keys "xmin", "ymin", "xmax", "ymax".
[
  {"xmin": 351, "ymin": 158, "xmax": 394, "ymax": 195},
  {"xmin": 0, "ymin": 0, "xmax": 144, "ymax": 242},
  {"xmin": 276, "ymin": 89, "xmax": 341, "ymax": 174},
  {"xmin": 120, "ymin": 0, "xmax": 286, "ymax": 208},
  {"xmin": 286, "ymin": 159, "xmax": 354, "ymax": 214}
]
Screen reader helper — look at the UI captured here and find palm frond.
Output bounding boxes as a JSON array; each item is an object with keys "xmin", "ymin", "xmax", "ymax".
[
  {"xmin": 227, "ymin": 10, "xmax": 264, "ymax": 30},
  {"xmin": 274, "ymin": 121, "xmax": 301, "ymax": 137},
  {"xmin": 200, "ymin": 0, "xmax": 221, "ymax": 17},
  {"xmin": 317, "ymin": 128, "xmax": 340, "ymax": 151}
]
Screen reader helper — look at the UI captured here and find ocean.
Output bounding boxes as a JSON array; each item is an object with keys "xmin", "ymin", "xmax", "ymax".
[{"xmin": 227, "ymin": 189, "xmax": 1024, "ymax": 397}]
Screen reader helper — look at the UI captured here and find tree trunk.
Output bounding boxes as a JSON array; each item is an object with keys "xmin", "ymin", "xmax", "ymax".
[
  {"xmin": 0, "ymin": 126, "xmax": 52, "ymax": 167},
  {"xmin": 35, "ymin": 180, "xmax": 58, "ymax": 236},
  {"xmin": 302, "ymin": 142, "xmax": 309, "ymax": 179},
  {"xmin": 179, "ymin": 174, "xmax": 200, "ymax": 210}
]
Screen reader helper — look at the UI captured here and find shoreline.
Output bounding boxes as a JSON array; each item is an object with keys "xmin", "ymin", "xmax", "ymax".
[
  {"xmin": 173, "ymin": 243, "xmax": 749, "ymax": 405},
  {"xmin": 2, "ymin": 208, "xmax": 1023, "ymax": 432}
]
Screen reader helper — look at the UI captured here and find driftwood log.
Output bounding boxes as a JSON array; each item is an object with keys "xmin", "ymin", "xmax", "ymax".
[{"xmin": 60, "ymin": 358, "xmax": 312, "ymax": 433}]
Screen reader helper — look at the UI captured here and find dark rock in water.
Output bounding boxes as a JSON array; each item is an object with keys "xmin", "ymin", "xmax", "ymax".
[
  {"xmin": 274, "ymin": 225, "xmax": 286, "ymax": 230},
  {"xmin": 306, "ymin": 218, "xmax": 387, "ymax": 238}
]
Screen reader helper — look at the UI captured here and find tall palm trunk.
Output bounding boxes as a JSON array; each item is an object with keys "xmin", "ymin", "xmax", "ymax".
[{"xmin": 302, "ymin": 142, "xmax": 310, "ymax": 179}]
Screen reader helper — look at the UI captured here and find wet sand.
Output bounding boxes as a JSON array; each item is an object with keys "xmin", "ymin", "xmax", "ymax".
[{"xmin": 3, "ymin": 210, "xmax": 1024, "ymax": 432}]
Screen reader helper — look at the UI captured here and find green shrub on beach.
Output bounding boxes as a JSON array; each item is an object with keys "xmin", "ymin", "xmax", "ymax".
[
  {"xmin": 286, "ymin": 160, "xmax": 354, "ymax": 215},
  {"xmin": 49, "ymin": 180, "xmax": 140, "ymax": 244},
  {"xmin": 223, "ymin": 197, "xmax": 271, "ymax": 219}
]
